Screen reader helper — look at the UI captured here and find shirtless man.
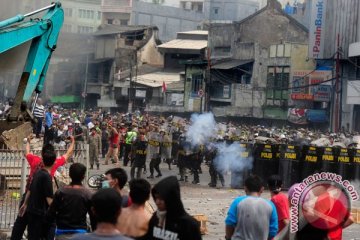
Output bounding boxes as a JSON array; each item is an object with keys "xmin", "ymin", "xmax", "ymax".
[{"xmin": 117, "ymin": 179, "xmax": 152, "ymax": 239}]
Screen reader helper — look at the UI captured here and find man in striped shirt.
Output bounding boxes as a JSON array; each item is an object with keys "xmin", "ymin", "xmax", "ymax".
[{"xmin": 33, "ymin": 98, "xmax": 45, "ymax": 138}]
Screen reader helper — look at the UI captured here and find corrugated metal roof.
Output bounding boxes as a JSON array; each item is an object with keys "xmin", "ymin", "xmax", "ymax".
[
  {"xmin": 212, "ymin": 59, "xmax": 253, "ymax": 69},
  {"xmin": 94, "ymin": 25, "xmax": 154, "ymax": 36},
  {"xmin": 177, "ymin": 30, "xmax": 208, "ymax": 35},
  {"xmin": 157, "ymin": 39, "xmax": 207, "ymax": 50},
  {"xmin": 135, "ymin": 71, "xmax": 181, "ymax": 88}
]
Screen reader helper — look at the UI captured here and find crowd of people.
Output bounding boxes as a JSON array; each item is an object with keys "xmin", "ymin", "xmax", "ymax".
[
  {"xmin": 4, "ymin": 97, "xmax": 356, "ymax": 240},
  {"xmin": 11, "ymin": 133, "xmax": 354, "ymax": 239},
  {"xmin": 11, "ymin": 134, "xmax": 202, "ymax": 240}
]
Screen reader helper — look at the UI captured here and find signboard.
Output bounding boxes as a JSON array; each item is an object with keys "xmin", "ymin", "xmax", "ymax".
[
  {"xmin": 291, "ymin": 70, "xmax": 332, "ymax": 101},
  {"xmin": 170, "ymin": 93, "xmax": 184, "ymax": 106},
  {"xmin": 135, "ymin": 89, "xmax": 146, "ymax": 98},
  {"xmin": 308, "ymin": 0, "xmax": 327, "ymax": 59},
  {"xmin": 223, "ymin": 85, "xmax": 230, "ymax": 98}
]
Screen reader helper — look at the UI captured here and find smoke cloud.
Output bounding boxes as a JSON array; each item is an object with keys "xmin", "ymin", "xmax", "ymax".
[
  {"xmin": 185, "ymin": 112, "xmax": 254, "ymax": 175},
  {"xmin": 214, "ymin": 142, "xmax": 253, "ymax": 173},
  {"xmin": 186, "ymin": 112, "xmax": 217, "ymax": 146}
]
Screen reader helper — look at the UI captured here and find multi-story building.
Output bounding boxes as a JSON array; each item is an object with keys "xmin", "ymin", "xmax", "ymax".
[
  {"xmin": 101, "ymin": 0, "xmax": 132, "ymax": 26},
  {"xmin": 61, "ymin": 0, "xmax": 102, "ymax": 34},
  {"xmin": 203, "ymin": 0, "xmax": 312, "ymax": 125}
]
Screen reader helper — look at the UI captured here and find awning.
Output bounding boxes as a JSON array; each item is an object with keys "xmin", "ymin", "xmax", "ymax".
[
  {"xmin": 51, "ymin": 95, "xmax": 81, "ymax": 104},
  {"xmin": 307, "ymin": 109, "xmax": 328, "ymax": 123},
  {"xmin": 212, "ymin": 59, "xmax": 253, "ymax": 70}
]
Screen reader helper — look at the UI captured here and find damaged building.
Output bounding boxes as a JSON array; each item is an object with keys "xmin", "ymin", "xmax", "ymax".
[{"xmin": 204, "ymin": 0, "xmax": 324, "ymax": 126}]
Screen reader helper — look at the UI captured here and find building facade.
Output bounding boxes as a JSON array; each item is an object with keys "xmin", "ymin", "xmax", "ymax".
[{"xmin": 206, "ymin": 0, "xmax": 312, "ymax": 124}]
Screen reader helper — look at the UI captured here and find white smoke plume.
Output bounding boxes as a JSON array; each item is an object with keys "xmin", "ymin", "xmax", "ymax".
[
  {"xmin": 214, "ymin": 142, "xmax": 253, "ymax": 173},
  {"xmin": 186, "ymin": 112, "xmax": 217, "ymax": 146}
]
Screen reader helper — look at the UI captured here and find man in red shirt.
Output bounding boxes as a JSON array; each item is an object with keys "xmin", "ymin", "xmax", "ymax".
[
  {"xmin": 104, "ymin": 123, "xmax": 120, "ymax": 165},
  {"xmin": 10, "ymin": 135, "xmax": 75, "ymax": 240},
  {"xmin": 268, "ymin": 175, "xmax": 290, "ymax": 233}
]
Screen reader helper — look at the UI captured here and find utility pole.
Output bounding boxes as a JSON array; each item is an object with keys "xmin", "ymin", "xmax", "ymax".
[
  {"xmin": 334, "ymin": 34, "xmax": 340, "ymax": 133},
  {"xmin": 128, "ymin": 54, "xmax": 133, "ymax": 113},
  {"xmin": 82, "ymin": 54, "xmax": 89, "ymax": 111}
]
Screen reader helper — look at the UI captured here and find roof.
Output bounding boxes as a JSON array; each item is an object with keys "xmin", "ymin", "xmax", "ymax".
[
  {"xmin": 135, "ymin": 71, "xmax": 181, "ymax": 88},
  {"xmin": 157, "ymin": 39, "xmax": 207, "ymax": 50},
  {"xmin": 212, "ymin": 59, "xmax": 253, "ymax": 69},
  {"xmin": 94, "ymin": 24, "xmax": 156, "ymax": 36},
  {"xmin": 177, "ymin": 30, "xmax": 208, "ymax": 35},
  {"xmin": 234, "ymin": 2, "xmax": 308, "ymax": 32}
]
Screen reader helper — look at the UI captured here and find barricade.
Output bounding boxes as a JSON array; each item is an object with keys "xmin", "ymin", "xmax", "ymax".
[
  {"xmin": 300, "ymin": 145, "xmax": 321, "ymax": 179},
  {"xmin": 320, "ymin": 147, "xmax": 337, "ymax": 173},
  {"xmin": 352, "ymin": 149, "xmax": 360, "ymax": 181},
  {"xmin": 278, "ymin": 144, "xmax": 300, "ymax": 189},
  {"xmin": 253, "ymin": 144, "xmax": 279, "ymax": 183},
  {"xmin": 230, "ymin": 143, "xmax": 252, "ymax": 189},
  {"xmin": 0, "ymin": 145, "xmax": 89, "ymax": 231},
  {"xmin": 336, "ymin": 148, "xmax": 352, "ymax": 181}
]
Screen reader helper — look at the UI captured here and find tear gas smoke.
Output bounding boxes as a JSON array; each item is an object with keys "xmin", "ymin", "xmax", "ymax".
[
  {"xmin": 186, "ymin": 112, "xmax": 217, "ymax": 146},
  {"xmin": 214, "ymin": 142, "xmax": 253, "ymax": 174},
  {"xmin": 186, "ymin": 112, "xmax": 254, "ymax": 175}
]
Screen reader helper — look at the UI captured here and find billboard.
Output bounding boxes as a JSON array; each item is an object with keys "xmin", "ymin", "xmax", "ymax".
[
  {"xmin": 308, "ymin": 0, "xmax": 327, "ymax": 59},
  {"xmin": 291, "ymin": 70, "xmax": 332, "ymax": 102}
]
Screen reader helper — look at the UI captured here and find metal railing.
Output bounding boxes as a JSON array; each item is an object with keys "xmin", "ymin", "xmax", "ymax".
[{"xmin": 0, "ymin": 144, "xmax": 89, "ymax": 230}]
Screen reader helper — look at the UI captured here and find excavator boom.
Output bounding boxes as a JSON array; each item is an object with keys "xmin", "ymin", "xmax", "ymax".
[{"xmin": 0, "ymin": 2, "xmax": 64, "ymax": 149}]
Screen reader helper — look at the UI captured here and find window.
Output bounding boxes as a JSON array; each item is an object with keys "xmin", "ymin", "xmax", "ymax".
[
  {"xmin": 191, "ymin": 74, "xmax": 203, "ymax": 95},
  {"xmin": 63, "ymin": 24, "xmax": 72, "ymax": 33},
  {"xmin": 64, "ymin": 8, "xmax": 72, "ymax": 17},
  {"xmin": 120, "ymin": 20, "xmax": 128, "ymax": 26},
  {"xmin": 77, "ymin": 26, "xmax": 94, "ymax": 34},
  {"xmin": 78, "ymin": 9, "xmax": 94, "ymax": 19},
  {"xmin": 269, "ymin": 44, "xmax": 292, "ymax": 58},
  {"xmin": 107, "ymin": 19, "xmax": 114, "ymax": 24},
  {"xmin": 266, "ymin": 66, "xmax": 289, "ymax": 105},
  {"xmin": 213, "ymin": 7, "xmax": 219, "ymax": 14}
]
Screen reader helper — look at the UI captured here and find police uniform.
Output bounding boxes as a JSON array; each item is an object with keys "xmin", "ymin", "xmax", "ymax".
[
  {"xmin": 88, "ymin": 129, "xmax": 102, "ymax": 169},
  {"xmin": 147, "ymin": 130, "xmax": 162, "ymax": 178},
  {"xmin": 160, "ymin": 131, "xmax": 172, "ymax": 170},
  {"xmin": 130, "ymin": 137, "xmax": 148, "ymax": 179},
  {"xmin": 177, "ymin": 137, "xmax": 190, "ymax": 181},
  {"xmin": 124, "ymin": 128, "xmax": 137, "ymax": 166}
]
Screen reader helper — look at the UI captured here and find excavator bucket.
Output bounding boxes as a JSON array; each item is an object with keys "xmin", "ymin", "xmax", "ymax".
[{"xmin": 0, "ymin": 120, "xmax": 32, "ymax": 150}]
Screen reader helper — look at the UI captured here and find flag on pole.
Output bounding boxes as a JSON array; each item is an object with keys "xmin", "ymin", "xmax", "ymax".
[{"xmin": 162, "ymin": 81, "xmax": 167, "ymax": 93}]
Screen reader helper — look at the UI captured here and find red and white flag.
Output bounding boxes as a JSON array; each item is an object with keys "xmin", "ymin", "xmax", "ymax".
[{"xmin": 162, "ymin": 81, "xmax": 167, "ymax": 93}]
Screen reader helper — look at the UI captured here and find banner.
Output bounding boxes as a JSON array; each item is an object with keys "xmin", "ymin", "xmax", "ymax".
[
  {"xmin": 308, "ymin": 0, "xmax": 327, "ymax": 58},
  {"xmin": 291, "ymin": 70, "xmax": 332, "ymax": 101},
  {"xmin": 288, "ymin": 108, "xmax": 308, "ymax": 125}
]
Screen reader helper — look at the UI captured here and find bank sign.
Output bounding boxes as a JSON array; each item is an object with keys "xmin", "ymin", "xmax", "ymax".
[{"xmin": 308, "ymin": 0, "xmax": 327, "ymax": 59}]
